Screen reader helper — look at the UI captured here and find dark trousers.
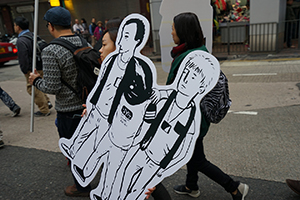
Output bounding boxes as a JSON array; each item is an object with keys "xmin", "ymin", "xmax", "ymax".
[
  {"xmin": 0, "ymin": 87, "xmax": 17, "ymax": 111},
  {"xmin": 285, "ymin": 22, "xmax": 294, "ymax": 48},
  {"xmin": 57, "ymin": 110, "xmax": 91, "ymax": 192},
  {"xmin": 186, "ymin": 137, "xmax": 239, "ymax": 193},
  {"xmin": 151, "ymin": 183, "xmax": 172, "ymax": 200}
]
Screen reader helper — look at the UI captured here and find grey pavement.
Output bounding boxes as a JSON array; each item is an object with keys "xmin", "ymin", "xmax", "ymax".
[{"xmin": 1, "ymin": 55, "xmax": 300, "ymax": 200}]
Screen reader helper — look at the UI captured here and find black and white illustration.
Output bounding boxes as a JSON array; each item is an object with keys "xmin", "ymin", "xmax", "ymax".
[{"xmin": 59, "ymin": 13, "xmax": 220, "ymax": 200}]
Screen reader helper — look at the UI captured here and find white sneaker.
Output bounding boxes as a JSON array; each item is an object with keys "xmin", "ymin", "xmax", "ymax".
[{"xmin": 232, "ymin": 183, "xmax": 249, "ymax": 200}]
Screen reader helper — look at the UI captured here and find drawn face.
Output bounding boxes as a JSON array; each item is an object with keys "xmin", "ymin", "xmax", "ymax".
[
  {"xmin": 171, "ymin": 23, "xmax": 180, "ymax": 45},
  {"xmin": 178, "ymin": 67, "xmax": 205, "ymax": 98},
  {"xmin": 99, "ymin": 32, "xmax": 116, "ymax": 62},
  {"xmin": 118, "ymin": 23, "xmax": 139, "ymax": 55}
]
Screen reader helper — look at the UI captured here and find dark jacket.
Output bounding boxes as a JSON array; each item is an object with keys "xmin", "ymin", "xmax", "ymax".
[{"xmin": 16, "ymin": 32, "xmax": 42, "ymax": 74}]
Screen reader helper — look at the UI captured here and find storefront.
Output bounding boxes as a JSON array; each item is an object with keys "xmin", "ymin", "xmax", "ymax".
[
  {"xmin": 0, "ymin": 0, "xmax": 151, "ymax": 44},
  {"xmin": 213, "ymin": 0, "xmax": 250, "ymax": 44}
]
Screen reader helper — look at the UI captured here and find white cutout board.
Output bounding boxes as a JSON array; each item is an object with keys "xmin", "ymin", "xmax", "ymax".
[{"xmin": 59, "ymin": 13, "xmax": 219, "ymax": 200}]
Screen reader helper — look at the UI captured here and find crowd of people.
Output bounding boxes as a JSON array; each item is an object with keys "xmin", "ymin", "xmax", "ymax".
[
  {"xmin": 71, "ymin": 17, "xmax": 106, "ymax": 48},
  {"xmin": 1, "ymin": 3, "xmax": 300, "ymax": 200}
]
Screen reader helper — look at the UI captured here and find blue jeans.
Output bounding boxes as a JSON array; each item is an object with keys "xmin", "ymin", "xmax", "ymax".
[
  {"xmin": 0, "ymin": 87, "xmax": 18, "ymax": 112},
  {"xmin": 186, "ymin": 137, "xmax": 239, "ymax": 193},
  {"xmin": 56, "ymin": 110, "xmax": 91, "ymax": 192}
]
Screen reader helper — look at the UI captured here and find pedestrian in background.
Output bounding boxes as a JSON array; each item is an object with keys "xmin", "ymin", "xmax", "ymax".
[
  {"xmin": 14, "ymin": 16, "xmax": 52, "ymax": 117},
  {"xmin": 285, "ymin": 0, "xmax": 296, "ymax": 48},
  {"xmin": 81, "ymin": 18, "xmax": 90, "ymax": 43},
  {"xmin": 93, "ymin": 17, "xmax": 122, "ymax": 51},
  {"xmin": 169, "ymin": 12, "xmax": 249, "ymax": 200},
  {"xmin": 28, "ymin": 7, "xmax": 91, "ymax": 197},
  {"xmin": 94, "ymin": 21, "xmax": 104, "ymax": 42},
  {"xmin": 0, "ymin": 86, "xmax": 20, "ymax": 117},
  {"xmin": 73, "ymin": 18, "xmax": 84, "ymax": 36},
  {"xmin": 89, "ymin": 17, "xmax": 97, "ymax": 46}
]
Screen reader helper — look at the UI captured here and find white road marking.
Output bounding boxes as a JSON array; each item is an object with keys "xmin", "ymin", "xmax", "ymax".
[
  {"xmin": 232, "ymin": 73, "xmax": 277, "ymax": 76},
  {"xmin": 228, "ymin": 110, "xmax": 258, "ymax": 115}
]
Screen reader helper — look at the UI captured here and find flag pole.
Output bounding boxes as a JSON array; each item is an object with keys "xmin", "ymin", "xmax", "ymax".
[{"xmin": 30, "ymin": 0, "xmax": 39, "ymax": 132}]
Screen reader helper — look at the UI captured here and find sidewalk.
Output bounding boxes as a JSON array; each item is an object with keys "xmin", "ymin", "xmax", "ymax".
[
  {"xmin": 142, "ymin": 45, "xmax": 300, "ymax": 62},
  {"xmin": 1, "ymin": 57, "xmax": 300, "ymax": 200}
]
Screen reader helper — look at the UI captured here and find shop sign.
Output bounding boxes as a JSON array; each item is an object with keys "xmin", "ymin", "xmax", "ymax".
[{"xmin": 16, "ymin": 5, "xmax": 34, "ymax": 13}]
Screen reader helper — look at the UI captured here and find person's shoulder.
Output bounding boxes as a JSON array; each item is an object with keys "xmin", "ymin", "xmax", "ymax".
[{"xmin": 18, "ymin": 32, "xmax": 33, "ymax": 41}]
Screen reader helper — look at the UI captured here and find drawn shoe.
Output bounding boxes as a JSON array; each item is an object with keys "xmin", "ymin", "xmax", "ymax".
[
  {"xmin": 92, "ymin": 194, "xmax": 103, "ymax": 200},
  {"xmin": 60, "ymin": 143, "xmax": 74, "ymax": 159},
  {"xmin": 64, "ymin": 184, "xmax": 90, "ymax": 197},
  {"xmin": 286, "ymin": 179, "xmax": 300, "ymax": 195},
  {"xmin": 74, "ymin": 165, "xmax": 86, "ymax": 182},
  {"xmin": 34, "ymin": 111, "xmax": 50, "ymax": 117},
  {"xmin": 12, "ymin": 105, "xmax": 21, "ymax": 117},
  {"xmin": 173, "ymin": 185, "xmax": 200, "ymax": 198},
  {"xmin": 231, "ymin": 183, "xmax": 249, "ymax": 200}
]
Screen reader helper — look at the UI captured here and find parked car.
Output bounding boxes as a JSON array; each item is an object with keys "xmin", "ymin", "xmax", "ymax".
[{"xmin": 0, "ymin": 42, "xmax": 18, "ymax": 66}]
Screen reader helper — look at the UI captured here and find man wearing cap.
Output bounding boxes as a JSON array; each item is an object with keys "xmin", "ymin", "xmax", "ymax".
[{"xmin": 28, "ymin": 6, "xmax": 91, "ymax": 197}]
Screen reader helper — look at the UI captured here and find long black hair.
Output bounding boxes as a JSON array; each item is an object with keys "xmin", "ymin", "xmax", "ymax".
[{"xmin": 173, "ymin": 12, "xmax": 204, "ymax": 49}]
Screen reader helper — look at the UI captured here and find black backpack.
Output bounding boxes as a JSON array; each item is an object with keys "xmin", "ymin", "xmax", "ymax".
[
  {"xmin": 50, "ymin": 37, "xmax": 101, "ymax": 102},
  {"xmin": 21, "ymin": 34, "xmax": 48, "ymax": 70},
  {"xmin": 200, "ymin": 71, "xmax": 231, "ymax": 124}
]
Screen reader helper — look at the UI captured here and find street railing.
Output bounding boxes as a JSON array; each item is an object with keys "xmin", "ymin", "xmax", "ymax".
[{"xmin": 212, "ymin": 20, "xmax": 300, "ymax": 55}]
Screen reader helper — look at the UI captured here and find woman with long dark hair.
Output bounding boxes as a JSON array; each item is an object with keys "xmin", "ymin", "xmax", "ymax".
[{"xmin": 169, "ymin": 12, "xmax": 249, "ymax": 200}]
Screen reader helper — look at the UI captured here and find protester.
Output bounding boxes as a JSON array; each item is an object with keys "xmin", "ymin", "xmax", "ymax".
[
  {"xmin": 73, "ymin": 18, "xmax": 84, "ymax": 36},
  {"xmin": 0, "ymin": 86, "xmax": 21, "ymax": 117},
  {"xmin": 81, "ymin": 18, "xmax": 90, "ymax": 42},
  {"xmin": 28, "ymin": 6, "xmax": 91, "ymax": 197},
  {"xmin": 286, "ymin": 179, "xmax": 300, "ymax": 195},
  {"xmin": 169, "ymin": 12, "xmax": 249, "ymax": 200},
  {"xmin": 14, "ymin": 16, "xmax": 52, "ymax": 117},
  {"xmin": 94, "ymin": 21, "xmax": 104, "ymax": 42},
  {"xmin": 89, "ymin": 17, "xmax": 97, "ymax": 46}
]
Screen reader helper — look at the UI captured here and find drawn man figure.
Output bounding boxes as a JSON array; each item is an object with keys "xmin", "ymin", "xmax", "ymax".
[
  {"xmin": 59, "ymin": 14, "xmax": 156, "ymax": 199},
  {"xmin": 118, "ymin": 52, "xmax": 219, "ymax": 200}
]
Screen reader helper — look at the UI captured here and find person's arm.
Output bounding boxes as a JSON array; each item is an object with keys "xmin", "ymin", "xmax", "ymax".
[
  {"xmin": 72, "ymin": 24, "xmax": 77, "ymax": 32},
  {"xmin": 94, "ymin": 27, "xmax": 99, "ymax": 38},
  {"xmin": 16, "ymin": 38, "xmax": 31, "ymax": 74},
  {"xmin": 79, "ymin": 24, "xmax": 84, "ymax": 32},
  {"xmin": 89, "ymin": 24, "xmax": 93, "ymax": 35},
  {"xmin": 29, "ymin": 46, "xmax": 62, "ymax": 94}
]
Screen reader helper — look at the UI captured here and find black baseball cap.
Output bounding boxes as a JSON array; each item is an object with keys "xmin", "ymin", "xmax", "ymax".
[{"xmin": 43, "ymin": 7, "xmax": 71, "ymax": 26}]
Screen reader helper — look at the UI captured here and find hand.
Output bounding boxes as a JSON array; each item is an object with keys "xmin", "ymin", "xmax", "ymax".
[
  {"xmin": 145, "ymin": 186, "xmax": 156, "ymax": 199},
  {"xmin": 81, "ymin": 104, "xmax": 87, "ymax": 117},
  {"xmin": 28, "ymin": 69, "xmax": 41, "ymax": 85}
]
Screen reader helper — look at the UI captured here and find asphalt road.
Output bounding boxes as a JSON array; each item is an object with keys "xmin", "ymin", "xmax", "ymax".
[{"xmin": 1, "ymin": 58, "xmax": 300, "ymax": 200}]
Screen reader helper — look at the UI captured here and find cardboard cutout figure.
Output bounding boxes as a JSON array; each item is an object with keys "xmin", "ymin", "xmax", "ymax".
[{"xmin": 59, "ymin": 13, "xmax": 220, "ymax": 200}]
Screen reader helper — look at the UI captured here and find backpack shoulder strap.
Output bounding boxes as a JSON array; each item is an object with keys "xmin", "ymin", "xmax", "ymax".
[
  {"xmin": 49, "ymin": 38, "xmax": 80, "ymax": 97},
  {"xmin": 49, "ymin": 38, "xmax": 78, "ymax": 53},
  {"xmin": 20, "ymin": 34, "xmax": 33, "ymax": 40}
]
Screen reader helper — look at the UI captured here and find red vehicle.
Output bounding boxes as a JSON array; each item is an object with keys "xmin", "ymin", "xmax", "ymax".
[{"xmin": 0, "ymin": 42, "xmax": 18, "ymax": 66}]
